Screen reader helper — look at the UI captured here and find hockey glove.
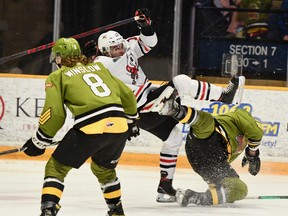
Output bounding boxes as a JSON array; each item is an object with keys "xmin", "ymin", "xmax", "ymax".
[
  {"xmin": 23, "ymin": 138, "xmax": 46, "ymax": 157},
  {"xmin": 83, "ymin": 40, "xmax": 98, "ymax": 58},
  {"xmin": 135, "ymin": 8, "xmax": 152, "ymax": 29},
  {"xmin": 23, "ymin": 130, "xmax": 53, "ymax": 157},
  {"xmin": 127, "ymin": 119, "xmax": 140, "ymax": 141},
  {"xmin": 242, "ymin": 147, "xmax": 261, "ymax": 176}
]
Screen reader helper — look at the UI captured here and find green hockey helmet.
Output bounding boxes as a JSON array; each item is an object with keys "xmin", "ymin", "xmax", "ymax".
[{"xmin": 50, "ymin": 37, "xmax": 81, "ymax": 63}]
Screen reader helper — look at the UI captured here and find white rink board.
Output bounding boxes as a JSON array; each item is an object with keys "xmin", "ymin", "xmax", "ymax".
[{"xmin": 0, "ymin": 76, "xmax": 287, "ymax": 159}]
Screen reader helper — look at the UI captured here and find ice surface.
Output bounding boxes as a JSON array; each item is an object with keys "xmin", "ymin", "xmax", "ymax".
[{"xmin": 0, "ymin": 159, "xmax": 287, "ymax": 216}]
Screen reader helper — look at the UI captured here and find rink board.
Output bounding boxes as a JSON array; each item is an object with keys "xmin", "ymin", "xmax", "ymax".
[
  {"xmin": 0, "ymin": 146, "xmax": 287, "ymax": 176},
  {"xmin": 1, "ymin": 74, "xmax": 288, "ymax": 176}
]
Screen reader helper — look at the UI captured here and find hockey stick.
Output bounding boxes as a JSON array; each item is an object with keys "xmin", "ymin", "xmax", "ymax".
[
  {"xmin": 0, "ymin": 141, "xmax": 59, "ymax": 156},
  {"xmin": 246, "ymin": 196, "xmax": 288, "ymax": 200},
  {"xmin": 0, "ymin": 16, "xmax": 139, "ymax": 65},
  {"xmin": 0, "ymin": 146, "xmax": 27, "ymax": 156}
]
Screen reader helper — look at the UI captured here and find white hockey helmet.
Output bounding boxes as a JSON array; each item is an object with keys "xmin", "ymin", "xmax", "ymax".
[{"xmin": 98, "ymin": 30, "xmax": 126, "ymax": 56}]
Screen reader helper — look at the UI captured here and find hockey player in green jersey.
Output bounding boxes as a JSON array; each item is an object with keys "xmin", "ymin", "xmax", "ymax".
[
  {"xmin": 83, "ymin": 8, "xmax": 246, "ymax": 203},
  {"xmin": 153, "ymin": 86, "xmax": 264, "ymax": 206},
  {"xmin": 21, "ymin": 37, "xmax": 139, "ymax": 216}
]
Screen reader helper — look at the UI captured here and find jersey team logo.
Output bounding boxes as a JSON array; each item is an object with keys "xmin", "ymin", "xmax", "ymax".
[
  {"xmin": 235, "ymin": 135, "xmax": 246, "ymax": 154},
  {"xmin": 106, "ymin": 122, "xmax": 114, "ymax": 127},
  {"xmin": 125, "ymin": 52, "xmax": 139, "ymax": 84},
  {"xmin": 45, "ymin": 83, "xmax": 54, "ymax": 89}
]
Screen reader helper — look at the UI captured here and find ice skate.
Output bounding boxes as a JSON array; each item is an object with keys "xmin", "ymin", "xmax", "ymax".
[
  {"xmin": 106, "ymin": 201, "xmax": 125, "ymax": 216},
  {"xmin": 40, "ymin": 202, "xmax": 61, "ymax": 216},
  {"xmin": 40, "ymin": 209, "xmax": 54, "ymax": 216},
  {"xmin": 156, "ymin": 171, "xmax": 176, "ymax": 202},
  {"xmin": 156, "ymin": 178, "xmax": 177, "ymax": 203},
  {"xmin": 220, "ymin": 76, "xmax": 245, "ymax": 105}
]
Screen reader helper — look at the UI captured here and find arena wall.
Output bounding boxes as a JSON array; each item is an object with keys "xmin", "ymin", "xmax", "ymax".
[{"xmin": 0, "ymin": 74, "xmax": 287, "ymax": 175}]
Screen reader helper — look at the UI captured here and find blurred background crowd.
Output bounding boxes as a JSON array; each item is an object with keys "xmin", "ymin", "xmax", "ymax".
[{"xmin": 0, "ymin": 0, "xmax": 287, "ymax": 86}]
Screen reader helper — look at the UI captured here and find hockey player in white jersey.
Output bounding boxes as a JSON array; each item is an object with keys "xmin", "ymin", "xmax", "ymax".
[{"xmin": 83, "ymin": 8, "xmax": 244, "ymax": 203}]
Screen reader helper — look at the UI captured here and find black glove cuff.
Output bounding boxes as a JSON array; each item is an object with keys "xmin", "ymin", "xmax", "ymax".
[
  {"xmin": 23, "ymin": 138, "xmax": 46, "ymax": 157},
  {"xmin": 245, "ymin": 147, "xmax": 260, "ymax": 161},
  {"xmin": 140, "ymin": 24, "xmax": 154, "ymax": 36}
]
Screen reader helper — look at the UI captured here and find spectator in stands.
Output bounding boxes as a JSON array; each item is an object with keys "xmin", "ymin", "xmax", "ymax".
[
  {"xmin": 277, "ymin": 0, "xmax": 288, "ymax": 40},
  {"xmin": 237, "ymin": 0, "xmax": 273, "ymax": 39},
  {"xmin": 264, "ymin": 0, "xmax": 284, "ymax": 41},
  {"xmin": 218, "ymin": 0, "xmax": 244, "ymax": 38}
]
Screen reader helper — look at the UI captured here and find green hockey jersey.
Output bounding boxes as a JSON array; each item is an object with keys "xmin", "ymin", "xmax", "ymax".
[
  {"xmin": 215, "ymin": 108, "xmax": 264, "ymax": 162},
  {"xmin": 38, "ymin": 61, "xmax": 138, "ymax": 137}
]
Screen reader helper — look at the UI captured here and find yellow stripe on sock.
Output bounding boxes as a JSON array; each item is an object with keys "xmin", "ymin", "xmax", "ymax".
[
  {"xmin": 42, "ymin": 187, "xmax": 63, "ymax": 199},
  {"xmin": 103, "ymin": 190, "xmax": 121, "ymax": 199},
  {"xmin": 180, "ymin": 107, "xmax": 192, "ymax": 124},
  {"xmin": 210, "ymin": 188, "xmax": 219, "ymax": 205}
]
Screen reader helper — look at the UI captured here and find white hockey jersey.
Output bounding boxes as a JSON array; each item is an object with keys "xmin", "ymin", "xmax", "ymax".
[{"xmin": 94, "ymin": 32, "xmax": 158, "ymax": 109}]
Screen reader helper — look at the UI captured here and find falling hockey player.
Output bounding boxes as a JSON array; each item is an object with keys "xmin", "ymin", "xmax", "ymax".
[
  {"xmin": 152, "ymin": 85, "xmax": 263, "ymax": 206},
  {"xmin": 83, "ymin": 8, "xmax": 246, "ymax": 203}
]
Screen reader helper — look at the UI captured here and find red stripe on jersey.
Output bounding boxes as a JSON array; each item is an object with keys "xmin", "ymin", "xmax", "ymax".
[
  {"xmin": 139, "ymin": 39, "xmax": 150, "ymax": 52},
  {"xmin": 127, "ymin": 36, "xmax": 138, "ymax": 42},
  {"xmin": 135, "ymin": 84, "xmax": 145, "ymax": 98},
  {"xmin": 199, "ymin": 81, "xmax": 207, "ymax": 100},
  {"xmin": 141, "ymin": 103, "xmax": 153, "ymax": 111}
]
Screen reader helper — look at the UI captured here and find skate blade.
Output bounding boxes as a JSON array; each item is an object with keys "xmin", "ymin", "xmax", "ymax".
[
  {"xmin": 156, "ymin": 193, "xmax": 176, "ymax": 203},
  {"xmin": 232, "ymin": 76, "xmax": 245, "ymax": 106}
]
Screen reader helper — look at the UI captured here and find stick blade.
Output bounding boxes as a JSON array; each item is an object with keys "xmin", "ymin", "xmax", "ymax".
[{"xmin": 246, "ymin": 195, "xmax": 288, "ymax": 199}]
